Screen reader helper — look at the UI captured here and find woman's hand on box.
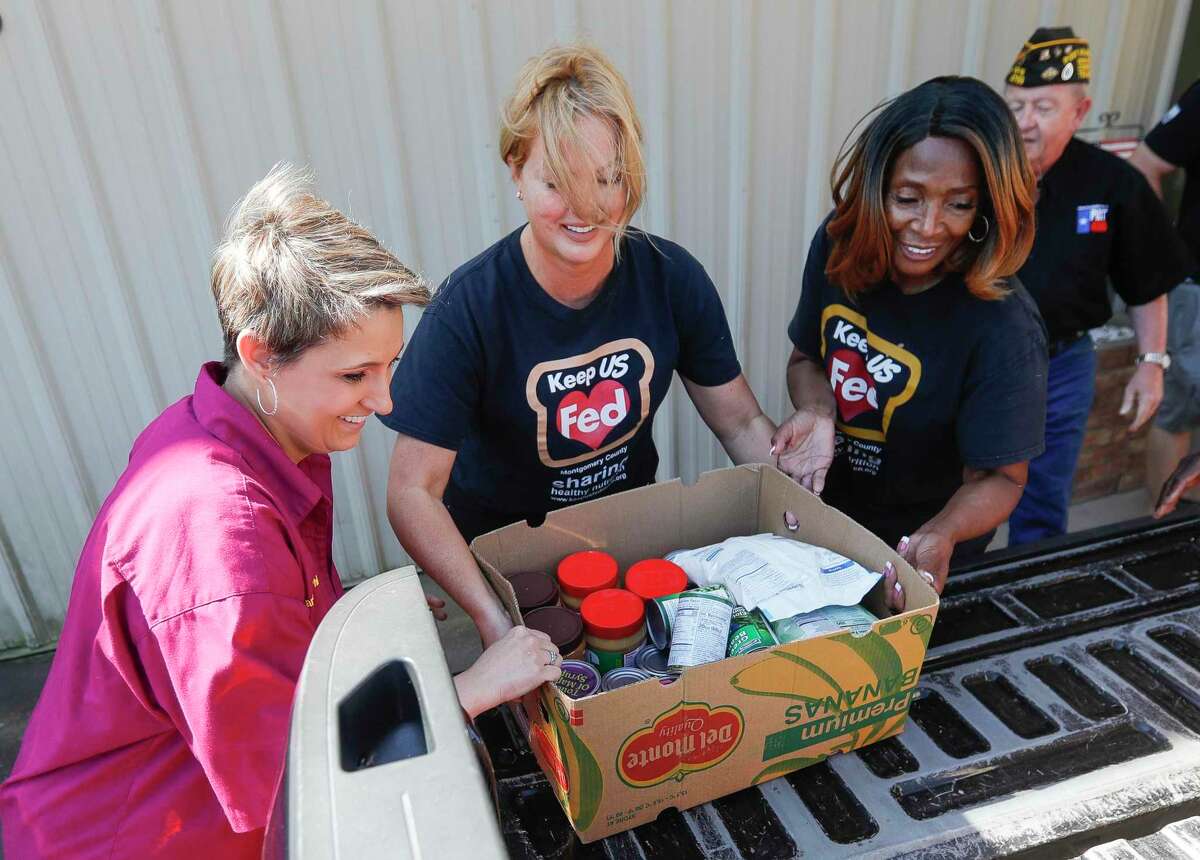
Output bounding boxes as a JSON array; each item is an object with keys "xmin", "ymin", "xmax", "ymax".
[
  {"xmin": 784, "ymin": 511, "xmax": 913, "ymax": 612},
  {"xmin": 771, "ymin": 408, "xmax": 835, "ymax": 495},
  {"xmin": 898, "ymin": 533, "xmax": 951, "ymax": 594},
  {"xmin": 881, "ymin": 561, "xmax": 907, "ymax": 612},
  {"xmin": 454, "ymin": 626, "xmax": 563, "ymax": 720}
]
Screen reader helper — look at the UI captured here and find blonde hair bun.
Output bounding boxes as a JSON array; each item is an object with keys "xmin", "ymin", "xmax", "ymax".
[{"xmin": 210, "ymin": 163, "xmax": 430, "ymax": 367}]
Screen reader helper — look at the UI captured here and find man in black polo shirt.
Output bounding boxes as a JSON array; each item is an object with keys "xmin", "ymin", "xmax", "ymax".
[
  {"xmin": 1003, "ymin": 27, "xmax": 1191, "ymax": 545},
  {"xmin": 1129, "ymin": 80, "xmax": 1200, "ymax": 507}
]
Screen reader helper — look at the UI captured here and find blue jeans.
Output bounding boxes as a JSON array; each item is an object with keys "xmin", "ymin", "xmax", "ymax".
[{"xmin": 1008, "ymin": 335, "xmax": 1097, "ymax": 545}]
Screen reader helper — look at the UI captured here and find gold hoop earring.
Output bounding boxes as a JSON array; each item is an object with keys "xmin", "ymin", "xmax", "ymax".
[
  {"xmin": 256, "ymin": 378, "xmax": 279, "ymax": 416},
  {"xmin": 968, "ymin": 215, "xmax": 990, "ymax": 243}
]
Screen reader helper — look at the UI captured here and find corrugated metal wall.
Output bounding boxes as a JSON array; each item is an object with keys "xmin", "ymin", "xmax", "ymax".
[{"xmin": 0, "ymin": 0, "xmax": 1190, "ymax": 653}]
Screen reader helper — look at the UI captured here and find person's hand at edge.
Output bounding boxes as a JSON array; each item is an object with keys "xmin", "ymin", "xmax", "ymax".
[
  {"xmin": 1155, "ymin": 451, "xmax": 1200, "ymax": 518},
  {"xmin": 897, "ymin": 532, "xmax": 952, "ymax": 594},
  {"xmin": 771, "ymin": 408, "xmax": 835, "ymax": 495},
  {"xmin": 784, "ymin": 510, "xmax": 914, "ymax": 613},
  {"xmin": 1120, "ymin": 364, "xmax": 1164, "ymax": 433}
]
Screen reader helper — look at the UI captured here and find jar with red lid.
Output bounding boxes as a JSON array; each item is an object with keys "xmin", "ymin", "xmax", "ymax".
[
  {"xmin": 580, "ymin": 588, "xmax": 646, "ymax": 673},
  {"xmin": 623, "ymin": 559, "xmax": 689, "ymax": 603},
  {"xmin": 556, "ymin": 550, "xmax": 618, "ymax": 610},
  {"xmin": 523, "ymin": 606, "xmax": 586, "ymax": 661}
]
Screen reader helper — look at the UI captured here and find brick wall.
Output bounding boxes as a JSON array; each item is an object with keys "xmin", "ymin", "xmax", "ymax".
[{"xmin": 1071, "ymin": 337, "xmax": 1148, "ymax": 501}]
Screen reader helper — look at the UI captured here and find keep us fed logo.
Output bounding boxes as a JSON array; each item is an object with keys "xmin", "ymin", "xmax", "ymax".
[
  {"xmin": 820, "ymin": 305, "xmax": 921, "ymax": 442},
  {"xmin": 525, "ymin": 338, "xmax": 655, "ymax": 467}
]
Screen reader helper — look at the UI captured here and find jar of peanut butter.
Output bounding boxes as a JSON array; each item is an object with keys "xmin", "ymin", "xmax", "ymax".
[
  {"xmin": 580, "ymin": 588, "xmax": 646, "ymax": 674},
  {"xmin": 624, "ymin": 558, "xmax": 689, "ymax": 603},
  {"xmin": 556, "ymin": 550, "xmax": 618, "ymax": 610}
]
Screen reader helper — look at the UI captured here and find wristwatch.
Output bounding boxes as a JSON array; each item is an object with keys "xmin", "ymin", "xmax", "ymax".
[{"xmin": 1136, "ymin": 352, "xmax": 1172, "ymax": 370}]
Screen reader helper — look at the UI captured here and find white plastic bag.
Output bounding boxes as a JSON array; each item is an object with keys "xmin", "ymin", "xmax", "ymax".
[{"xmin": 666, "ymin": 533, "xmax": 880, "ymax": 621}]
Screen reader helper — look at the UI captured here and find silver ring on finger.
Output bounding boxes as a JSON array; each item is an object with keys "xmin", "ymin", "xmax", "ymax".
[{"xmin": 545, "ymin": 649, "xmax": 558, "ymax": 666}]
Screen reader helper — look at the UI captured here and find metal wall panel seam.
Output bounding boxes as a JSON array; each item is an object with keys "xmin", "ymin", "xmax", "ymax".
[
  {"xmin": 641, "ymin": 0, "xmax": 678, "ymax": 481},
  {"xmin": 552, "ymin": 0, "xmax": 579, "ymax": 43},
  {"xmin": 0, "ymin": 6, "xmax": 123, "ymax": 503},
  {"xmin": 961, "ymin": 0, "xmax": 990, "ymax": 79},
  {"xmin": 723, "ymin": 0, "xmax": 753, "ymax": 372},
  {"xmin": 803, "ymin": 1, "xmax": 837, "ymax": 244},
  {"xmin": 31, "ymin": 0, "xmax": 164, "ymax": 432},
  {"xmin": 0, "ymin": 502, "xmax": 48, "ymax": 648},
  {"xmin": 718, "ymin": 0, "xmax": 754, "ymax": 472},
  {"xmin": 351, "ymin": 445, "xmax": 387, "ymax": 579},
  {"xmin": 1039, "ymin": 0, "xmax": 1065, "ymax": 26},
  {"xmin": 0, "ymin": 188, "xmax": 98, "ymax": 547},
  {"xmin": 455, "ymin": 0, "xmax": 505, "ymax": 245},
  {"xmin": 244, "ymin": 0, "xmax": 311, "ymax": 161},
  {"xmin": 352, "ymin": 0, "xmax": 431, "ymax": 573},
  {"xmin": 0, "ymin": 229, "xmax": 91, "ymax": 621},
  {"xmin": 133, "ymin": 0, "xmax": 219, "ymax": 264},
  {"xmin": 1155, "ymin": 0, "xmax": 1194, "ymax": 117},
  {"xmin": 1094, "ymin": 0, "xmax": 1132, "ymax": 120},
  {"xmin": 131, "ymin": 0, "xmax": 222, "ymax": 395},
  {"xmin": 887, "ymin": 0, "xmax": 916, "ymax": 96},
  {"xmin": 363, "ymin": 0, "xmax": 424, "ymax": 265},
  {"xmin": 321, "ymin": 3, "xmax": 386, "ymax": 580}
]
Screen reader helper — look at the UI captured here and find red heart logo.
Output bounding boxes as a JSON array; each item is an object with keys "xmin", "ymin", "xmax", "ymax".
[
  {"xmin": 557, "ymin": 379, "xmax": 629, "ymax": 450},
  {"xmin": 829, "ymin": 349, "xmax": 877, "ymax": 423}
]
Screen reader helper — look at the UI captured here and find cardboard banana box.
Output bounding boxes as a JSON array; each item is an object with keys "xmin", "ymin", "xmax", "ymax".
[{"xmin": 471, "ymin": 464, "xmax": 939, "ymax": 843}]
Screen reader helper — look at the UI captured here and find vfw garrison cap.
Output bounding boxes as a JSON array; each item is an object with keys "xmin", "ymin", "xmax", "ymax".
[{"xmin": 1006, "ymin": 26, "xmax": 1091, "ymax": 87}]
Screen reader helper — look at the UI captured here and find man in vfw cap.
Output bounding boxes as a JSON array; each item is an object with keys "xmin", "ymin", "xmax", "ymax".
[{"xmin": 1003, "ymin": 27, "xmax": 1191, "ymax": 545}]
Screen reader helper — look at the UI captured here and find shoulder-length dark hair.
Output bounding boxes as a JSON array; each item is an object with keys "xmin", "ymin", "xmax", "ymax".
[{"xmin": 825, "ymin": 76, "xmax": 1036, "ymax": 300}]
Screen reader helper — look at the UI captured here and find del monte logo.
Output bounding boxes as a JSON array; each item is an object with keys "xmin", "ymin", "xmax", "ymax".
[{"xmin": 618, "ymin": 701, "xmax": 744, "ymax": 788}]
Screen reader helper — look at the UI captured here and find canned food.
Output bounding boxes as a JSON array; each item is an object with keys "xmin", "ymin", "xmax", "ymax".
[
  {"xmin": 555, "ymin": 660, "xmax": 601, "ymax": 699},
  {"xmin": 667, "ymin": 588, "xmax": 735, "ymax": 671},
  {"xmin": 634, "ymin": 644, "xmax": 675, "ymax": 678},
  {"xmin": 600, "ymin": 667, "xmax": 652, "ymax": 692},
  {"xmin": 726, "ymin": 605, "xmax": 778, "ymax": 657},
  {"xmin": 770, "ymin": 604, "xmax": 878, "ymax": 644},
  {"xmin": 645, "ymin": 585, "xmax": 728, "ymax": 651}
]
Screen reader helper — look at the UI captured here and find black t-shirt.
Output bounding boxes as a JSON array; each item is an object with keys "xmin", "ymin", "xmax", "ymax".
[
  {"xmin": 1145, "ymin": 79, "xmax": 1200, "ymax": 270},
  {"xmin": 381, "ymin": 226, "xmax": 742, "ymax": 539},
  {"xmin": 787, "ymin": 221, "xmax": 1048, "ymax": 548},
  {"xmin": 1018, "ymin": 137, "xmax": 1191, "ymax": 342}
]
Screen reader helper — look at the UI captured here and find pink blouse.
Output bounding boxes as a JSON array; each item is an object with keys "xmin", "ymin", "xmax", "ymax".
[{"xmin": 1, "ymin": 362, "xmax": 344, "ymax": 858}]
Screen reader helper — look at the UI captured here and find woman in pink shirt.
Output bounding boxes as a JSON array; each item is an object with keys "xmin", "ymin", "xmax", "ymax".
[{"xmin": 0, "ymin": 165, "xmax": 562, "ymax": 859}]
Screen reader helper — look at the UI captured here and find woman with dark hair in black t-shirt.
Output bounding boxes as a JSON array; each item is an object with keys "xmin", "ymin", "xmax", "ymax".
[
  {"xmin": 382, "ymin": 44, "xmax": 779, "ymax": 647},
  {"xmin": 773, "ymin": 76, "xmax": 1048, "ymax": 593}
]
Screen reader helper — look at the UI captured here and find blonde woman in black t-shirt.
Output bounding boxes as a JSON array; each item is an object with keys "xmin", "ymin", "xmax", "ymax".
[
  {"xmin": 774, "ymin": 77, "xmax": 1047, "ymax": 595},
  {"xmin": 384, "ymin": 44, "xmax": 778, "ymax": 648}
]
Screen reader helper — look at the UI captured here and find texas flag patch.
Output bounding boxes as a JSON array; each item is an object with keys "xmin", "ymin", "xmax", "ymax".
[{"xmin": 1076, "ymin": 204, "xmax": 1109, "ymax": 234}]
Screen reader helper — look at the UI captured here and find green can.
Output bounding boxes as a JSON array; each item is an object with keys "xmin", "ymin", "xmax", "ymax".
[
  {"xmin": 726, "ymin": 605, "xmax": 778, "ymax": 657},
  {"xmin": 645, "ymin": 585, "xmax": 728, "ymax": 650}
]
